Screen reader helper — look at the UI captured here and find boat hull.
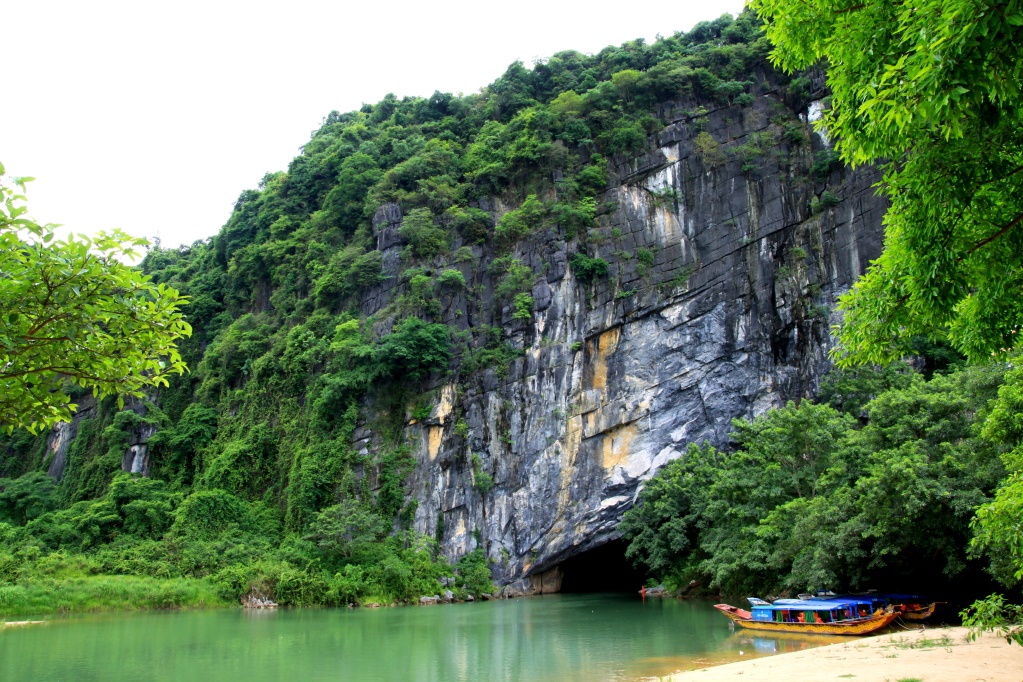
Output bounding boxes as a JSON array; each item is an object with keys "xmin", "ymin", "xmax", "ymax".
[
  {"xmin": 903, "ymin": 603, "xmax": 940, "ymax": 621},
  {"xmin": 714, "ymin": 604, "xmax": 899, "ymax": 636}
]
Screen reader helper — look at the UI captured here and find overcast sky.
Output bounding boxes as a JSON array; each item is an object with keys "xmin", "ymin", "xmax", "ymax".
[{"xmin": 3, "ymin": 0, "xmax": 746, "ymax": 249}]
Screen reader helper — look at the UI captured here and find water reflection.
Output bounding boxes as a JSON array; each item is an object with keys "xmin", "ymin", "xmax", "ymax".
[
  {"xmin": 627, "ymin": 623, "xmax": 861, "ymax": 678},
  {"xmin": 0, "ymin": 595, "xmax": 840, "ymax": 682}
]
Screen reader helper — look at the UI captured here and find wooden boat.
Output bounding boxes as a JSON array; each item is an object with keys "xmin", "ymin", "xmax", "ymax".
[
  {"xmin": 844, "ymin": 592, "xmax": 943, "ymax": 621},
  {"xmin": 806, "ymin": 594, "xmax": 893, "ymax": 617},
  {"xmin": 714, "ymin": 598, "xmax": 899, "ymax": 636},
  {"xmin": 903, "ymin": 602, "xmax": 941, "ymax": 621}
]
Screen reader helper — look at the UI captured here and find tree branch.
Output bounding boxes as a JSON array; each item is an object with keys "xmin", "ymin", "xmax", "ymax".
[
  {"xmin": 975, "ymin": 164, "xmax": 1023, "ymax": 190},
  {"xmin": 965, "ymin": 211, "xmax": 1023, "ymax": 257}
]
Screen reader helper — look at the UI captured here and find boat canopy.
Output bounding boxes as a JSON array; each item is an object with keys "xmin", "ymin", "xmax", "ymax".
[
  {"xmin": 810, "ymin": 596, "xmax": 885, "ymax": 608},
  {"xmin": 757, "ymin": 599, "xmax": 867, "ymax": 611},
  {"xmin": 748, "ymin": 598, "xmax": 877, "ymax": 623},
  {"xmin": 869, "ymin": 593, "xmax": 926, "ymax": 601}
]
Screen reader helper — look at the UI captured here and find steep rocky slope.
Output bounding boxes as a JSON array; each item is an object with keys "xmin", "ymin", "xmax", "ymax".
[{"xmin": 352, "ymin": 93, "xmax": 884, "ymax": 592}]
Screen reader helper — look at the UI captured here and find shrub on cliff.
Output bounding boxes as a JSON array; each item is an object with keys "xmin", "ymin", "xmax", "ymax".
[
  {"xmin": 495, "ymin": 195, "xmax": 546, "ymax": 244},
  {"xmin": 399, "ymin": 208, "xmax": 448, "ymax": 259},
  {"xmin": 374, "ymin": 318, "xmax": 452, "ymax": 381},
  {"xmin": 570, "ymin": 253, "xmax": 609, "ymax": 283},
  {"xmin": 456, "ymin": 548, "xmax": 495, "ymax": 597}
]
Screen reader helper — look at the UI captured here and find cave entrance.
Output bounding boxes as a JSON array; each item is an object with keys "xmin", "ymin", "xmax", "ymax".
[{"xmin": 557, "ymin": 539, "xmax": 647, "ymax": 593}]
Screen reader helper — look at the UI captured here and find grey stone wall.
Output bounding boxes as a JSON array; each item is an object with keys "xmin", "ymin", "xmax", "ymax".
[{"xmin": 352, "ymin": 88, "xmax": 886, "ymax": 592}]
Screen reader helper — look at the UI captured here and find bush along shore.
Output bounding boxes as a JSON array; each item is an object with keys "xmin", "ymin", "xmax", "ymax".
[
  {"xmin": 0, "ymin": 478, "xmax": 495, "ymax": 617},
  {"xmin": 621, "ymin": 353, "xmax": 1023, "ymax": 618}
]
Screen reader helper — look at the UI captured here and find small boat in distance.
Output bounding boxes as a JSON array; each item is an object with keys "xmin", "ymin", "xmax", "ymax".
[
  {"xmin": 841, "ymin": 591, "xmax": 943, "ymax": 621},
  {"xmin": 714, "ymin": 597, "xmax": 899, "ymax": 636}
]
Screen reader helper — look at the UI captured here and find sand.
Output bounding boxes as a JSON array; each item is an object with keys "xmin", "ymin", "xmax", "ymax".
[{"xmin": 662, "ymin": 627, "xmax": 1022, "ymax": 682}]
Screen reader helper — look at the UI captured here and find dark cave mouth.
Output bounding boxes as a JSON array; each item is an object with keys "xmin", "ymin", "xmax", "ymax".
[{"xmin": 556, "ymin": 539, "xmax": 647, "ymax": 593}]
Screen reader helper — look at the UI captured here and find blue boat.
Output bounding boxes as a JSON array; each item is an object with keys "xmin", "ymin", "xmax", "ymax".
[
  {"xmin": 803, "ymin": 593, "xmax": 891, "ymax": 615},
  {"xmin": 714, "ymin": 597, "xmax": 898, "ymax": 635}
]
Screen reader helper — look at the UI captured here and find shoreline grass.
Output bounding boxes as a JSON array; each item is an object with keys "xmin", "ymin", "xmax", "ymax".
[{"xmin": 0, "ymin": 575, "xmax": 228, "ymax": 618}]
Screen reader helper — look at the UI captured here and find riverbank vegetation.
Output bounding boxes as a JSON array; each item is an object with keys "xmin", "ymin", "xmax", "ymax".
[
  {"xmin": 0, "ymin": 574, "xmax": 226, "ymax": 618},
  {"xmin": 0, "ymin": 472, "xmax": 494, "ymax": 614},
  {"xmin": 622, "ymin": 351, "xmax": 1022, "ymax": 607}
]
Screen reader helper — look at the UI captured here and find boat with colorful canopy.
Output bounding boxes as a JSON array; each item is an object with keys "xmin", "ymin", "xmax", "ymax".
[
  {"xmin": 849, "ymin": 592, "xmax": 943, "ymax": 621},
  {"xmin": 713, "ymin": 597, "xmax": 899, "ymax": 636},
  {"xmin": 804, "ymin": 592, "xmax": 892, "ymax": 614},
  {"xmin": 808, "ymin": 589, "xmax": 942, "ymax": 621}
]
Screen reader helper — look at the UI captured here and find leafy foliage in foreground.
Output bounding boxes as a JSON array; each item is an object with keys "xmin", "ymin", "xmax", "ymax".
[
  {"xmin": 0, "ymin": 165, "xmax": 190, "ymax": 434},
  {"xmin": 749, "ymin": 0, "xmax": 1023, "ymax": 362},
  {"xmin": 961, "ymin": 593, "xmax": 1023, "ymax": 646},
  {"xmin": 622, "ymin": 359, "xmax": 1015, "ymax": 596}
]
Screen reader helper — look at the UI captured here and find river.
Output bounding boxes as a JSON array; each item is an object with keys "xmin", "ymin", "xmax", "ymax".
[{"xmin": 0, "ymin": 594, "xmax": 843, "ymax": 681}]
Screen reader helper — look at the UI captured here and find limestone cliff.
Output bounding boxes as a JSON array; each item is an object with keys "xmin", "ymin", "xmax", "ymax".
[{"xmin": 351, "ymin": 91, "xmax": 885, "ymax": 592}]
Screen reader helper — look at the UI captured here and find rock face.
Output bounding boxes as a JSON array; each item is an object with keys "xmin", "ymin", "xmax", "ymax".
[
  {"xmin": 44, "ymin": 396, "xmax": 95, "ymax": 481},
  {"xmin": 45, "ymin": 395, "xmax": 156, "ymax": 481},
  {"xmin": 351, "ymin": 90, "xmax": 886, "ymax": 591}
]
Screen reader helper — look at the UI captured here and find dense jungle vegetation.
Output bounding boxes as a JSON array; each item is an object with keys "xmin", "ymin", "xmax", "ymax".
[
  {"xmin": 622, "ymin": 351, "xmax": 1023, "ymax": 607},
  {"xmin": 0, "ymin": 12, "xmax": 794, "ymax": 614}
]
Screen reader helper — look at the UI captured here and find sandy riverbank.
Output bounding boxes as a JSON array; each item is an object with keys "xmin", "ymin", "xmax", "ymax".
[{"xmin": 662, "ymin": 627, "xmax": 1022, "ymax": 682}]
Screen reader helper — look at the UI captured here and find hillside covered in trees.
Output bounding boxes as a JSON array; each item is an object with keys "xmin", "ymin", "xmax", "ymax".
[{"xmin": 2, "ymin": 7, "xmax": 1018, "ymax": 618}]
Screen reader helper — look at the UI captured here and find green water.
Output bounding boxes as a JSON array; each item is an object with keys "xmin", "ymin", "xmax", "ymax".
[{"xmin": 0, "ymin": 595, "xmax": 835, "ymax": 682}]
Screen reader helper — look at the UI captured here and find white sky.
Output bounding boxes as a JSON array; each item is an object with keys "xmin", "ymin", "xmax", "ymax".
[{"xmin": 3, "ymin": 0, "xmax": 746, "ymax": 249}]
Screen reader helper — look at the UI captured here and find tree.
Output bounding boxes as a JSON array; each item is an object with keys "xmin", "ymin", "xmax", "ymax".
[
  {"xmin": 0, "ymin": 163, "xmax": 191, "ymax": 433},
  {"xmin": 619, "ymin": 442, "xmax": 718, "ymax": 578},
  {"xmin": 611, "ymin": 69, "xmax": 642, "ymax": 101},
  {"xmin": 973, "ymin": 360, "xmax": 1023, "ymax": 584},
  {"xmin": 0, "ymin": 471, "xmax": 57, "ymax": 525},
  {"xmin": 398, "ymin": 207, "xmax": 448, "ymax": 259},
  {"xmin": 454, "ymin": 547, "xmax": 496, "ymax": 596},
  {"xmin": 305, "ymin": 499, "xmax": 385, "ymax": 558},
  {"xmin": 622, "ymin": 367, "xmax": 1009, "ymax": 595},
  {"xmin": 748, "ymin": 0, "xmax": 1023, "ymax": 363},
  {"xmin": 549, "ymin": 90, "xmax": 584, "ymax": 116}
]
